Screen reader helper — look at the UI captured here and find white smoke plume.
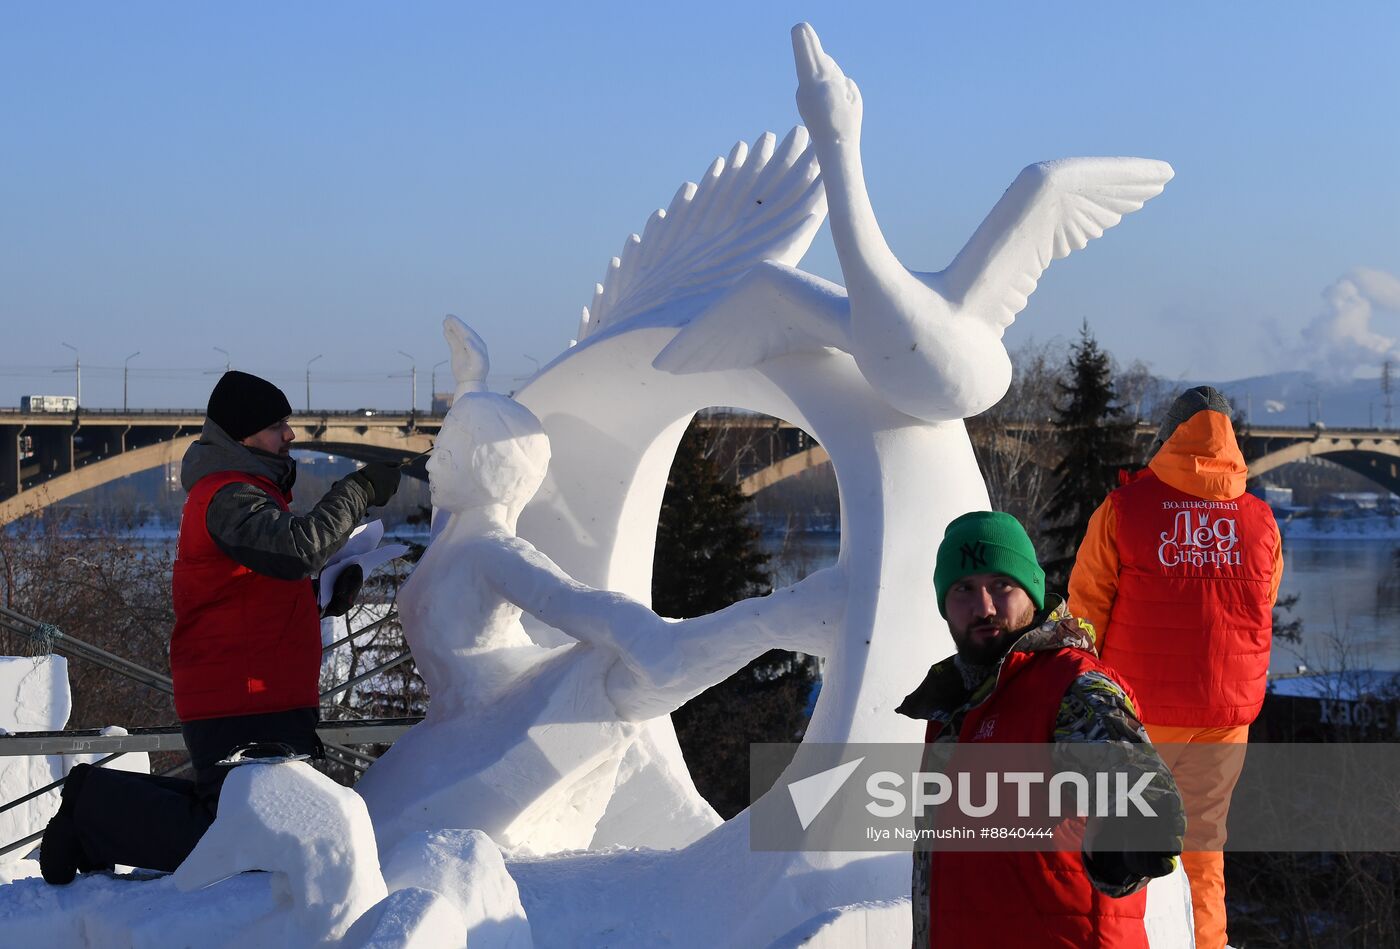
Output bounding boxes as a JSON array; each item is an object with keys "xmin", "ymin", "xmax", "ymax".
[{"xmin": 1301, "ymin": 268, "xmax": 1400, "ymax": 380}]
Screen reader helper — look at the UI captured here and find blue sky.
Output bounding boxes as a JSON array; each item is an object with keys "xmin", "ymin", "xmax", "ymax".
[{"xmin": 2, "ymin": 2, "xmax": 1397, "ymax": 410}]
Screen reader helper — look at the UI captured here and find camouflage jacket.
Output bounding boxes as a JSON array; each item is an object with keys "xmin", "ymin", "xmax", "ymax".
[{"xmin": 896, "ymin": 598, "xmax": 1185, "ymax": 949}]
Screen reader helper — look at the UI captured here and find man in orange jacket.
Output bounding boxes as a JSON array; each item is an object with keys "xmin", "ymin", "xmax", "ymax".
[{"xmin": 1069, "ymin": 386, "xmax": 1283, "ymax": 949}]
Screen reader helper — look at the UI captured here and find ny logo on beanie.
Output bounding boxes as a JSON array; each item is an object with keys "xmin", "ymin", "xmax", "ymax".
[{"xmin": 960, "ymin": 542, "xmax": 988, "ymax": 570}]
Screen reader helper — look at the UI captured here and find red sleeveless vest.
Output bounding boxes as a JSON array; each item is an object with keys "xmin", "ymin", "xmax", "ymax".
[
  {"xmin": 170, "ymin": 471, "xmax": 322, "ymax": 721},
  {"xmin": 924, "ymin": 647, "xmax": 1149, "ymax": 949},
  {"xmin": 1099, "ymin": 470, "xmax": 1276, "ymax": 727}
]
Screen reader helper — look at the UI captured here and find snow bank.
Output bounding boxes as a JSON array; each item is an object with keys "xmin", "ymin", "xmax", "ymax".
[
  {"xmin": 380, "ymin": 829, "xmax": 531, "ymax": 947},
  {"xmin": 0, "ymin": 870, "xmax": 280, "ymax": 948},
  {"xmin": 769, "ymin": 899, "xmax": 910, "ymax": 947},
  {"xmin": 1280, "ymin": 513, "xmax": 1400, "ymax": 540},
  {"xmin": 173, "ymin": 760, "xmax": 385, "ymax": 946},
  {"xmin": 1268, "ymin": 669, "xmax": 1400, "ymax": 700}
]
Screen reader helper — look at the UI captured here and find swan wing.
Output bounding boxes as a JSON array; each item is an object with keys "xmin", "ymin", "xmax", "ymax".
[
  {"xmin": 939, "ymin": 157, "xmax": 1173, "ymax": 334},
  {"xmin": 653, "ymin": 261, "xmax": 851, "ymax": 374},
  {"xmin": 578, "ymin": 128, "xmax": 826, "ymax": 342}
]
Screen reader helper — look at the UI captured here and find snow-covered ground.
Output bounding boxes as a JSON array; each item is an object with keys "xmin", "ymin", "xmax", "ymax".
[{"xmin": 1279, "ymin": 512, "xmax": 1400, "ymax": 540}]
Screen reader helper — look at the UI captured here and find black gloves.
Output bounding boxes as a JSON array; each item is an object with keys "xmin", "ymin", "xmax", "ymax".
[
  {"xmin": 320, "ymin": 564, "xmax": 363, "ymax": 618},
  {"xmin": 353, "ymin": 462, "xmax": 402, "ymax": 507},
  {"xmin": 1085, "ymin": 844, "xmax": 1178, "ymax": 885},
  {"xmin": 1085, "ymin": 814, "xmax": 1181, "ymax": 885}
]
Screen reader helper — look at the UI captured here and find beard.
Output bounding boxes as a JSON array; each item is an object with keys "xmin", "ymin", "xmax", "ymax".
[{"xmin": 953, "ymin": 607, "xmax": 1036, "ymax": 666}]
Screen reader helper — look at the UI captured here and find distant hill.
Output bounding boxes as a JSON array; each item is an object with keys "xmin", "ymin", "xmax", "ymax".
[{"xmin": 1194, "ymin": 371, "xmax": 1396, "ymax": 429}]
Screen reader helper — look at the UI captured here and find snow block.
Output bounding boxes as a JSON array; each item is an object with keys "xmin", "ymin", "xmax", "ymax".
[
  {"xmin": 381, "ymin": 829, "xmax": 532, "ymax": 948},
  {"xmin": 1144, "ymin": 864, "xmax": 1197, "ymax": 949},
  {"xmin": 342, "ymin": 886, "xmax": 468, "ymax": 949},
  {"xmin": 0, "ymin": 655, "xmax": 71, "ymax": 861},
  {"xmin": 173, "ymin": 760, "xmax": 386, "ymax": 945}
]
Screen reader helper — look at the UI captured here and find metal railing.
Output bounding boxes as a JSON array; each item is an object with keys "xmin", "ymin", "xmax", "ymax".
[
  {"xmin": 0, "ymin": 718, "xmax": 421, "ymax": 858},
  {"xmin": 0, "ymin": 605, "xmax": 422, "ymax": 859},
  {"xmin": 0, "ymin": 605, "xmax": 174, "ymax": 695}
]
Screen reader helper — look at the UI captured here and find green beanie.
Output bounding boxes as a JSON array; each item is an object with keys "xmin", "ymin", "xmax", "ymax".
[{"xmin": 934, "ymin": 511, "xmax": 1045, "ymax": 617}]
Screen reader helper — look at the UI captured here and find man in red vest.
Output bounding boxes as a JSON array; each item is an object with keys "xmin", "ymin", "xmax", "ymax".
[
  {"xmin": 1069, "ymin": 386, "xmax": 1283, "ymax": 949},
  {"xmin": 41, "ymin": 370, "xmax": 403, "ymax": 883},
  {"xmin": 898, "ymin": 511, "xmax": 1183, "ymax": 948}
]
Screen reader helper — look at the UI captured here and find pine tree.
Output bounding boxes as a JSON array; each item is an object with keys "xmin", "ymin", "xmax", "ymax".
[
  {"xmin": 653, "ymin": 422, "xmax": 817, "ymax": 819},
  {"xmin": 652, "ymin": 427, "xmax": 772, "ymax": 618},
  {"xmin": 1043, "ymin": 323, "xmax": 1136, "ymax": 591}
]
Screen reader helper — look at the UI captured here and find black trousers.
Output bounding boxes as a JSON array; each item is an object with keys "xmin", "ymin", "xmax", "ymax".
[{"xmin": 69, "ymin": 707, "xmax": 321, "ymax": 873}]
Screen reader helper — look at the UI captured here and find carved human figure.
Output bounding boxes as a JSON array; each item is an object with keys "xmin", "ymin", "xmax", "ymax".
[{"xmin": 356, "ymin": 317, "xmax": 840, "ymax": 855}]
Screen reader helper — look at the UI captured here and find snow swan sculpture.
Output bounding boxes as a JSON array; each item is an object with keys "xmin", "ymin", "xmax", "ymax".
[{"xmin": 494, "ymin": 22, "xmax": 1174, "ymax": 948}]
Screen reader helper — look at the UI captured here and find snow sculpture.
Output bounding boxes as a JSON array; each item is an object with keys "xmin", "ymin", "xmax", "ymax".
[
  {"xmin": 379, "ymin": 829, "xmax": 531, "ymax": 948},
  {"xmin": 356, "ymin": 318, "xmax": 843, "ymax": 856},
  {"xmin": 497, "ymin": 22, "xmax": 1175, "ymax": 947},
  {"xmin": 173, "ymin": 761, "xmax": 386, "ymax": 947}
]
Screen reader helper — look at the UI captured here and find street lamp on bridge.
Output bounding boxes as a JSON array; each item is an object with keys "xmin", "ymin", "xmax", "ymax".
[
  {"xmin": 431, "ymin": 360, "xmax": 447, "ymax": 414},
  {"xmin": 306, "ymin": 354, "xmax": 323, "ymax": 412},
  {"xmin": 124, "ymin": 351, "xmax": 140, "ymax": 411},
  {"xmin": 60, "ymin": 342, "xmax": 80, "ymax": 410},
  {"xmin": 397, "ymin": 350, "xmax": 417, "ymax": 419},
  {"xmin": 213, "ymin": 346, "xmax": 230, "ymax": 373}
]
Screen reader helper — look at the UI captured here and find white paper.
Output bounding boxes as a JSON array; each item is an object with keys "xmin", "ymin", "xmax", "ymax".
[{"xmin": 319, "ymin": 520, "xmax": 410, "ymax": 608}]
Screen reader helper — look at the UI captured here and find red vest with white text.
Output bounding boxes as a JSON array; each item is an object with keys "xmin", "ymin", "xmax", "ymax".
[
  {"xmin": 170, "ymin": 471, "xmax": 321, "ymax": 721},
  {"xmin": 1099, "ymin": 470, "xmax": 1276, "ymax": 726},
  {"xmin": 924, "ymin": 647, "xmax": 1149, "ymax": 949}
]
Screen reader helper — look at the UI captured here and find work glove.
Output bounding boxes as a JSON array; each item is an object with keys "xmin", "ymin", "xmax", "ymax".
[
  {"xmin": 353, "ymin": 461, "xmax": 402, "ymax": 507},
  {"xmin": 1084, "ymin": 813, "xmax": 1181, "ymax": 886},
  {"xmin": 320, "ymin": 564, "xmax": 363, "ymax": 618}
]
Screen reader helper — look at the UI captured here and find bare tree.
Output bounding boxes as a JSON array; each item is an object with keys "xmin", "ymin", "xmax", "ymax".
[
  {"xmin": 967, "ymin": 340, "xmax": 1065, "ymax": 555},
  {"xmin": 0, "ymin": 511, "xmax": 176, "ymax": 731}
]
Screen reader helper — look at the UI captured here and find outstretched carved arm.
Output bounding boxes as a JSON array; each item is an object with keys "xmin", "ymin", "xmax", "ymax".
[
  {"xmin": 478, "ymin": 535, "xmax": 845, "ymax": 722},
  {"xmin": 602, "ymin": 566, "xmax": 847, "ymax": 722},
  {"xmin": 478, "ymin": 534, "xmax": 667, "ymax": 649}
]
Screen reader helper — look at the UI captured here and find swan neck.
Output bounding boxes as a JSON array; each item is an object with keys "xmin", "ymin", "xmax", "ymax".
[{"xmin": 815, "ymin": 136, "xmax": 903, "ymax": 288}]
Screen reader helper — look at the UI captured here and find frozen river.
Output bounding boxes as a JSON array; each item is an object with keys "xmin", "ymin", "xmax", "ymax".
[{"xmin": 1275, "ymin": 535, "xmax": 1400, "ymax": 674}]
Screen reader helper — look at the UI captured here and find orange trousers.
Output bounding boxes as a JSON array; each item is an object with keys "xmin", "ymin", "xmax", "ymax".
[{"xmin": 1146, "ymin": 723, "xmax": 1250, "ymax": 949}]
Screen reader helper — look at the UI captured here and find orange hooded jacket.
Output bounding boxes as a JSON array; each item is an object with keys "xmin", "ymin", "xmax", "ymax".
[{"xmin": 1068, "ymin": 410, "xmax": 1283, "ymax": 726}]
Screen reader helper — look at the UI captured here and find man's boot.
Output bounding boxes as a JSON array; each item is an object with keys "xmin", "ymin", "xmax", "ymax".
[{"xmin": 39, "ymin": 764, "xmax": 112, "ymax": 884}]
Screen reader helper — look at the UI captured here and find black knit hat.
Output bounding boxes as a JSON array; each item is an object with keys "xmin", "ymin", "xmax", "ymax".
[{"xmin": 206, "ymin": 371, "xmax": 292, "ymax": 441}]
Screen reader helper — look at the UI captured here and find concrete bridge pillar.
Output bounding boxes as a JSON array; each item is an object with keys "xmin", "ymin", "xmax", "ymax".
[
  {"xmin": 31, "ymin": 427, "xmax": 75, "ymax": 478},
  {"xmin": 0, "ymin": 426, "xmax": 19, "ymax": 498}
]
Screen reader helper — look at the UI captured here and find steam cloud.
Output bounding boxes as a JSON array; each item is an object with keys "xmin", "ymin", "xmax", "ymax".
[{"xmin": 1301, "ymin": 268, "xmax": 1400, "ymax": 380}]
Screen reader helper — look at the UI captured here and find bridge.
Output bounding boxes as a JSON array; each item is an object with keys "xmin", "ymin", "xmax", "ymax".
[
  {"xmin": 2, "ymin": 407, "xmax": 1396, "ymax": 524},
  {"xmin": 728, "ymin": 421, "xmax": 1400, "ymax": 498},
  {"xmin": 0, "ymin": 409, "xmax": 439, "ymax": 525}
]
